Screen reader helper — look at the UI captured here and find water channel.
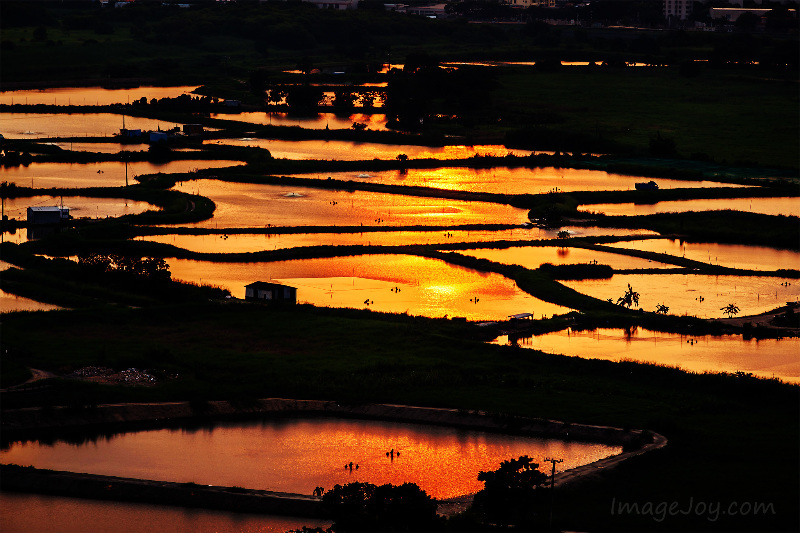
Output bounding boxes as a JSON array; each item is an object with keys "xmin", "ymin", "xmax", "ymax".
[{"xmin": 493, "ymin": 327, "xmax": 800, "ymax": 383}]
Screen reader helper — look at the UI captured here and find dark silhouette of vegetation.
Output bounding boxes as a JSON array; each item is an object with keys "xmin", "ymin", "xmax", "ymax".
[
  {"xmin": 321, "ymin": 482, "xmax": 441, "ymax": 532},
  {"xmin": 617, "ymin": 283, "xmax": 640, "ymax": 309},
  {"xmin": 721, "ymin": 303, "xmax": 740, "ymax": 318},
  {"xmin": 472, "ymin": 456, "xmax": 548, "ymax": 527}
]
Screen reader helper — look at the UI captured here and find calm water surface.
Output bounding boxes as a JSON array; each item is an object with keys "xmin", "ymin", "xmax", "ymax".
[
  {"xmin": 44, "ymin": 141, "xmax": 146, "ymax": 153},
  {"xmin": 579, "ymin": 197, "xmax": 799, "ymax": 217},
  {"xmin": 304, "ymin": 167, "xmax": 748, "ymax": 195},
  {"xmin": 0, "ymin": 86, "xmax": 200, "ymax": 106},
  {"xmin": 458, "ymin": 246, "xmax": 673, "ymax": 270},
  {"xmin": 167, "ymin": 255, "xmax": 572, "ymax": 321},
  {"xmin": 562, "ymin": 274, "xmax": 800, "ymax": 318},
  {"xmin": 168, "ymin": 180, "xmax": 529, "ymax": 228},
  {"xmin": 604, "ymin": 239, "xmax": 800, "ymax": 272},
  {"xmin": 0, "ymin": 113, "xmax": 184, "ymax": 139},
  {"xmin": 1, "ymin": 160, "xmax": 242, "ymax": 189},
  {"xmin": 3, "ymin": 195, "xmax": 155, "ymax": 221},
  {"xmin": 136, "ymin": 226, "xmax": 657, "ymax": 254},
  {"xmin": 0, "ymin": 492, "xmax": 329, "ymax": 533},
  {"xmin": 0, "ymin": 418, "xmax": 620, "ymax": 499},
  {"xmin": 493, "ymin": 327, "xmax": 800, "ymax": 383},
  {"xmin": 210, "ymin": 112, "xmax": 388, "ymax": 131},
  {"xmin": 205, "ymin": 139, "xmax": 530, "ymax": 161},
  {"xmin": 0, "ymin": 262, "xmax": 62, "ymax": 313}
]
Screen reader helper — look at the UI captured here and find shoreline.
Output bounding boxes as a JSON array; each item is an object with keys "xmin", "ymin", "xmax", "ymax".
[{"xmin": 1, "ymin": 399, "xmax": 666, "ymax": 517}]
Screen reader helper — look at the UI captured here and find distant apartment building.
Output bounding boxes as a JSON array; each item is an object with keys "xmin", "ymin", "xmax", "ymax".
[
  {"xmin": 664, "ymin": 0, "xmax": 691, "ymax": 21},
  {"xmin": 261, "ymin": 0, "xmax": 358, "ymax": 8},
  {"xmin": 504, "ymin": 0, "xmax": 557, "ymax": 7}
]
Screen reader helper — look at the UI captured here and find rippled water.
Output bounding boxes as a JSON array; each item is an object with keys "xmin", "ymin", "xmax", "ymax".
[
  {"xmin": 167, "ymin": 255, "xmax": 572, "ymax": 321},
  {"xmin": 0, "ymin": 417, "xmax": 620, "ymax": 500},
  {"xmin": 493, "ymin": 327, "xmax": 800, "ymax": 383}
]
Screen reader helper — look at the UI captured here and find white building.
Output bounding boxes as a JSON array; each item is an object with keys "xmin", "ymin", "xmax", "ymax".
[
  {"xmin": 664, "ymin": 0, "xmax": 691, "ymax": 21},
  {"xmin": 27, "ymin": 206, "xmax": 70, "ymax": 225}
]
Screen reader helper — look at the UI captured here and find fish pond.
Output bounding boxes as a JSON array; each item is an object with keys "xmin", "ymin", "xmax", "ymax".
[
  {"xmin": 0, "ymin": 417, "xmax": 620, "ymax": 500},
  {"xmin": 167, "ymin": 255, "xmax": 572, "ymax": 321},
  {"xmin": 493, "ymin": 327, "xmax": 800, "ymax": 383}
]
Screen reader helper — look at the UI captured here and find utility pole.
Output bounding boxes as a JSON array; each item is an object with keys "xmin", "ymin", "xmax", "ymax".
[{"xmin": 543, "ymin": 457, "xmax": 563, "ymax": 528}]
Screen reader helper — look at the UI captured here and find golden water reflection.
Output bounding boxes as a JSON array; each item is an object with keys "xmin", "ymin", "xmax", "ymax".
[
  {"xmin": 205, "ymin": 139, "xmax": 530, "ymax": 161},
  {"xmin": 0, "ymin": 262, "xmax": 62, "ymax": 312},
  {"xmin": 135, "ymin": 226, "xmax": 655, "ymax": 254},
  {"xmin": 604, "ymin": 239, "xmax": 800, "ymax": 272},
  {"xmin": 579, "ymin": 197, "xmax": 799, "ymax": 217},
  {"xmin": 0, "ymin": 86, "xmax": 200, "ymax": 106},
  {"xmin": 494, "ymin": 328, "xmax": 800, "ymax": 383},
  {"xmin": 304, "ymin": 167, "xmax": 749, "ymax": 196},
  {"xmin": 0, "ymin": 418, "xmax": 620, "ymax": 500},
  {"xmin": 561, "ymin": 274, "xmax": 800, "ymax": 318},
  {"xmin": 0, "ymin": 113, "xmax": 184, "ymax": 139},
  {"xmin": 167, "ymin": 255, "xmax": 572, "ymax": 321},
  {"xmin": 3, "ymin": 196, "xmax": 155, "ymax": 221},
  {"xmin": 1, "ymin": 160, "xmax": 242, "ymax": 189},
  {"xmin": 459, "ymin": 246, "xmax": 673, "ymax": 270},
  {"xmin": 0, "ymin": 289, "xmax": 62, "ymax": 314},
  {"xmin": 167, "ymin": 180, "xmax": 529, "ymax": 228},
  {"xmin": 210, "ymin": 112, "xmax": 388, "ymax": 131},
  {"xmin": 0, "ymin": 492, "xmax": 330, "ymax": 533}
]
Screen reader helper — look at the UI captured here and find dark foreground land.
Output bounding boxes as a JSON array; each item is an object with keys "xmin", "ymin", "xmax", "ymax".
[{"xmin": 2, "ymin": 301, "xmax": 798, "ymax": 531}]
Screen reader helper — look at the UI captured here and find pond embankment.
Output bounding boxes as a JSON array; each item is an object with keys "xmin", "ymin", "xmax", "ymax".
[{"xmin": 1, "ymin": 399, "xmax": 666, "ymax": 517}]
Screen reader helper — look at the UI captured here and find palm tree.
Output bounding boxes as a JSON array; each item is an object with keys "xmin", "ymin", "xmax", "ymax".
[
  {"xmin": 721, "ymin": 303, "xmax": 740, "ymax": 318},
  {"xmin": 616, "ymin": 284, "xmax": 640, "ymax": 308}
]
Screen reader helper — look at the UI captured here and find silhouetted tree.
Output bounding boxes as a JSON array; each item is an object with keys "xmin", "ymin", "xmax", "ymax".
[
  {"xmin": 472, "ymin": 456, "xmax": 548, "ymax": 527},
  {"xmin": 617, "ymin": 283, "xmax": 640, "ymax": 308},
  {"xmin": 321, "ymin": 481, "xmax": 441, "ymax": 531}
]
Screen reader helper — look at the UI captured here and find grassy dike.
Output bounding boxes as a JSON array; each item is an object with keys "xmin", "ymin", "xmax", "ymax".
[{"xmin": 1, "ymin": 301, "xmax": 797, "ymax": 531}]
